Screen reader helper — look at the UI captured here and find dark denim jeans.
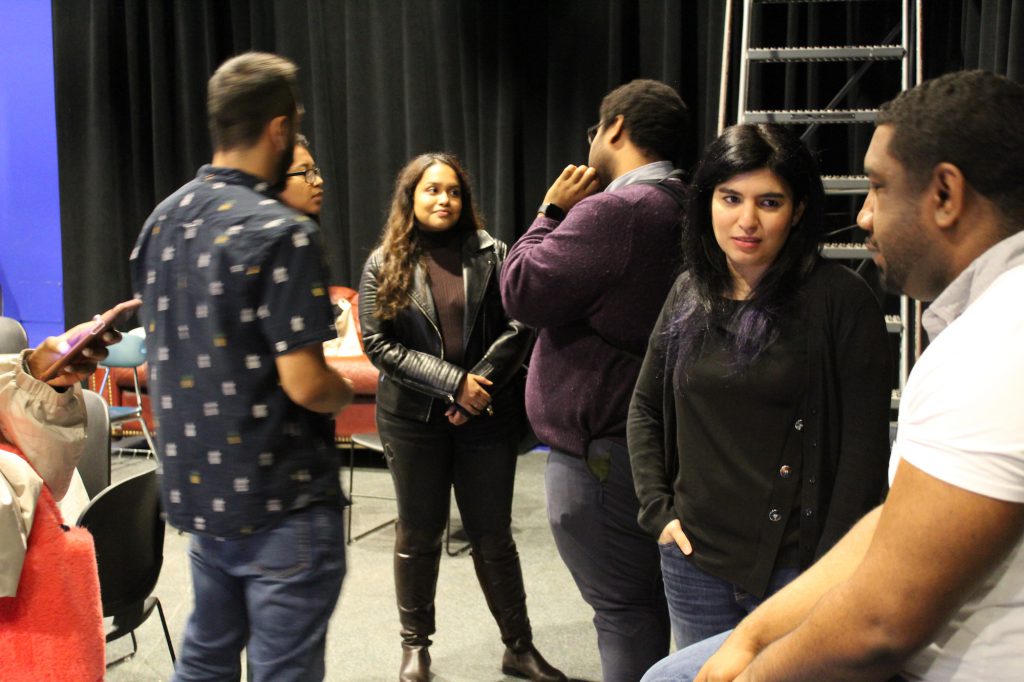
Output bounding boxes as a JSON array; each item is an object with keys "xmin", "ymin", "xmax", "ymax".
[
  {"xmin": 659, "ymin": 542, "xmax": 799, "ymax": 649},
  {"xmin": 172, "ymin": 504, "xmax": 346, "ymax": 682},
  {"xmin": 546, "ymin": 441, "xmax": 670, "ymax": 682}
]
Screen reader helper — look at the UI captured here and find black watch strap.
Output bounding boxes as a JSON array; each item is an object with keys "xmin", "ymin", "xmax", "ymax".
[{"xmin": 537, "ymin": 202, "xmax": 566, "ymax": 221}]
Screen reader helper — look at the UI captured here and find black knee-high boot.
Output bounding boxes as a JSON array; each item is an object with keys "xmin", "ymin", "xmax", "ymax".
[
  {"xmin": 395, "ymin": 522, "xmax": 444, "ymax": 682},
  {"xmin": 471, "ymin": 529, "xmax": 567, "ymax": 682}
]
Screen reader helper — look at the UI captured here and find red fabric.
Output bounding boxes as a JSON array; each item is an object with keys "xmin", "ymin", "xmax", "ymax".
[
  {"xmin": 330, "ymin": 357, "xmax": 378, "ymax": 395},
  {"xmin": 334, "ymin": 399, "xmax": 378, "ymax": 439},
  {"xmin": 328, "ymin": 285, "xmax": 378, "ymax": 437},
  {"xmin": 0, "ymin": 447, "xmax": 105, "ymax": 681}
]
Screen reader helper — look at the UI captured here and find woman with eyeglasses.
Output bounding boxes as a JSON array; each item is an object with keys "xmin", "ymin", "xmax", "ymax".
[
  {"xmin": 359, "ymin": 153, "xmax": 566, "ymax": 682},
  {"xmin": 628, "ymin": 123, "xmax": 892, "ymax": 655},
  {"xmin": 280, "ymin": 134, "xmax": 324, "ymax": 218}
]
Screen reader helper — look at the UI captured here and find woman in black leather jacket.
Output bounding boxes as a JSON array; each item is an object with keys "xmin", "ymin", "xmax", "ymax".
[{"xmin": 359, "ymin": 153, "xmax": 565, "ymax": 682}]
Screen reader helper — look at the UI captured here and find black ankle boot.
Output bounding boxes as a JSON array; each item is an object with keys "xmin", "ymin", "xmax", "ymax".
[
  {"xmin": 399, "ymin": 642, "xmax": 431, "ymax": 682},
  {"xmin": 471, "ymin": 530, "xmax": 568, "ymax": 682},
  {"xmin": 395, "ymin": 523, "xmax": 444, "ymax": 682},
  {"xmin": 501, "ymin": 638, "xmax": 567, "ymax": 682}
]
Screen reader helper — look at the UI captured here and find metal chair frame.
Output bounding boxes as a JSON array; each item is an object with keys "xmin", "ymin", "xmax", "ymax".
[{"xmin": 96, "ymin": 330, "xmax": 157, "ymax": 459}]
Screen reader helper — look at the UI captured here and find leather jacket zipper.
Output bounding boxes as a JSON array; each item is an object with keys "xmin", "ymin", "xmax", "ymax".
[{"xmin": 408, "ymin": 294, "xmax": 452, "ymax": 420}]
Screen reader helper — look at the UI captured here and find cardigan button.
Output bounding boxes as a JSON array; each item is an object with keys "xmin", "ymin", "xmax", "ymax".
[
  {"xmin": 794, "ymin": 419, "xmax": 804, "ymax": 431},
  {"xmin": 779, "ymin": 465, "xmax": 792, "ymax": 478},
  {"xmin": 808, "ymin": 476, "xmax": 817, "ymax": 485},
  {"xmin": 768, "ymin": 509, "xmax": 782, "ymax": 522},
  {"xmin": 804, "ymin": 508, "xmax": 814, "ymax": 518}
]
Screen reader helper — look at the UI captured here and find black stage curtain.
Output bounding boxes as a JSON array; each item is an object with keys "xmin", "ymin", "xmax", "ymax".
[{"xmin": 52, "ymin": 0, "xmax": 1023, "ymax": 326}]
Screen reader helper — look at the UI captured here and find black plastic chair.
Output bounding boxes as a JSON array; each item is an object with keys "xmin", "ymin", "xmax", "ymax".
[{"xmin": 77, "ymin": 468, "xmax": 175, "ymax": 666}]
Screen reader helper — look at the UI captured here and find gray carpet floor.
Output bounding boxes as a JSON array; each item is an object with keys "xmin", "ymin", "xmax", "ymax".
[{"xmin": 103, "ymin": 448, "xmax": 604, "ymax": 681}]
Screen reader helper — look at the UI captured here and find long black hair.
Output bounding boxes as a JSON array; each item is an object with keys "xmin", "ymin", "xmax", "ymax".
[{"xmin": 667, "ymin": 123, "xmax": 825, "ymax": 381}]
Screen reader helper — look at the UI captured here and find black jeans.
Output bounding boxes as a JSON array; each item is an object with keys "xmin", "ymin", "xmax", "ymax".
[{"xmin": 377, "ymin": 398, "xmax": 519, "ymax": 539}]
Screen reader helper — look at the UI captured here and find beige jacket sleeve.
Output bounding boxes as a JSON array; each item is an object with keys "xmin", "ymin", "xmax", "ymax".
[
  {"xmin": 0, "ymin": 450, "xmax": 43, "ymax": 597},
  {"xmin": 0, "ymin": 351, "xmax": 87, "ymax": 501}
]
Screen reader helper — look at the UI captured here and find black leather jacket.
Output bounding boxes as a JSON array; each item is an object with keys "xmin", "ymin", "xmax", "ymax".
[{"xmin": 359, "ymin": 229, "xmax": 533, "ymax": 422}]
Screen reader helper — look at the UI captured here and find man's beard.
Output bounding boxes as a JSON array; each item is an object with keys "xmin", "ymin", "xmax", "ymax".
[
  {"xmin": 268, "ymin": 143, "xmax": 296, "ymax": 195},
  {"xmin": 870, "ymin": 223, "xmax": 944, "ymax": 302},
  {"xmin": 878, "ymin": 262, "xmax": 906, "ymax": 295},
  {"xmin": 865, "ymin": 237, "xmax": 906, "ymax": 295}
]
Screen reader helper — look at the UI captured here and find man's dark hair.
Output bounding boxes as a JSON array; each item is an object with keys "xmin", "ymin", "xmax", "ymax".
[
  {"xmin": 878, "ymin": 70, "xmax": 1024, "ymax": 234},
  {"xmin": 207, "ymin": 52, "xmax": 299, "ymax": 151},
  {"xmin": 599, "ymin": 79, "xmax": 689, "ymax": 164}
]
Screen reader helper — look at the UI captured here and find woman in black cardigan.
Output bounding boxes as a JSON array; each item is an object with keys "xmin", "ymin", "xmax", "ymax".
[
  {"xmin": 359, "ymin": 153, "xmax": 564, "ymax": 682},
  {"xmin": 628, "ymin": 124, "xmax": 892, "ymax": 650}
]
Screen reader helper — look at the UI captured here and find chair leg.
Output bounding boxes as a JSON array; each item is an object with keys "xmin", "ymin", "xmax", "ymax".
[
  {"xmin": 139, "ymin": 419, "xmax": 159, "ymax": 460},
  {"xmin": 444, "ymin": 493, "xmax": 471, "ymax": 556},
  {"xmin": 155, "ymin": 597, "xmax": 176, "ymax": 664},
  {"xmin": 445, "ymin": 518, "xmax": 472, "ymax": 556},
  {"xmin": 347, "ymin": 440, "xmax": 356, "ymax": 545},
  {"xmin": 105, "ymin": 630, "xmax": 139, "ymax": 668}
]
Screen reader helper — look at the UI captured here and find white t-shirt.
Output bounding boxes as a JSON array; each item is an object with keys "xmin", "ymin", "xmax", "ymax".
[{"xmin": 889, "ymin": 265, "xmax": 1024, "ymax": 681}]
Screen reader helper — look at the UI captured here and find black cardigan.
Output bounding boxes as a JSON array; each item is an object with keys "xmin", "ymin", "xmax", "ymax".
[{"xmin": 627, "ymin": 260, "xmax": 892, "ymax": 596}]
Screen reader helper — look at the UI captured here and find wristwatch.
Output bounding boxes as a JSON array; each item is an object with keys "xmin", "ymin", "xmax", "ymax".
[{"xmin": 537, "ymin": 202, "xmax": 566, "ymax": 221}]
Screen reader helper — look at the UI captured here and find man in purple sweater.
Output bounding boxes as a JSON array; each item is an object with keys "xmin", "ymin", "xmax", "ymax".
[{"xmin": 500, "ymin": 79, "xmax": 688, "ymax": 682}]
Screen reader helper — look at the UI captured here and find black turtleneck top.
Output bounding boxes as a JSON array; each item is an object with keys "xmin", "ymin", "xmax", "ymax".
[{"xmin": 418, "ymin": 227, "xmax": 466, "ymax": 367}]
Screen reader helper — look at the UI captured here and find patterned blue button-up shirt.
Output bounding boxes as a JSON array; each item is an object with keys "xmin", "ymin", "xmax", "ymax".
[{"xmin": 131, "ymin": 165, "xmax": 340, "ymax": 537}]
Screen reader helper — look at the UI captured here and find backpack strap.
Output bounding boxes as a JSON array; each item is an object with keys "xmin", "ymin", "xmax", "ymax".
[{"xmin": 635, "ymin": 169, "xmax": 687, "ymax": 209}]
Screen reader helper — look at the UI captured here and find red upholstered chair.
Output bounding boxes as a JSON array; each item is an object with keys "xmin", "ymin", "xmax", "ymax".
[{"xmin": 325, "ymin": 286, "xmax": 379, "ymax": 441}]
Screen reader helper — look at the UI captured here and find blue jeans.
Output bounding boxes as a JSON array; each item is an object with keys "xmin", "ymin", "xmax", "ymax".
[
  {"xmin": 660, "ymin": 542, "xmax": 800, "ymax": 649},
  {"xmin": 640, "ymin": 630, "xmax": 731, "ymax": 682},
  {"xmin": 546, "ymin": 442, "xmax": 670, "ymax": 682},
  {"xmin": 640, "ymin": 629, "xmax": 914, "ymax": 682},
  {"xmin": 172, "ymin": 505, "xmax": 346, "ymax": 682}
]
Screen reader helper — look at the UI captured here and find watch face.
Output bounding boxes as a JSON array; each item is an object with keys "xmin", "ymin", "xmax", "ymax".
[{"xmin": 541, "ymin": 203, "xmax": 565, "ymax": 220}]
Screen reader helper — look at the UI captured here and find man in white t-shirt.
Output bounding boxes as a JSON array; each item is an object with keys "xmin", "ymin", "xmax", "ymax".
[{"xmin": 641, "ymin": 69, "xmax": 1024, "ymax": 682}]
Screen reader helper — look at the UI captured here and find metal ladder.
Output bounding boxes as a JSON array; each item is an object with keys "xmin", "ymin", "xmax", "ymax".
[{"xmin": 720, "ymin": 0, "xmax": 923, "ymax": 400}]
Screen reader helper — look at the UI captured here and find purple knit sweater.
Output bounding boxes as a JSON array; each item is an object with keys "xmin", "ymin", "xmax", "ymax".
[{"xmin": 500, "ymin": 182, "xmax": 682, "ymax": 457}]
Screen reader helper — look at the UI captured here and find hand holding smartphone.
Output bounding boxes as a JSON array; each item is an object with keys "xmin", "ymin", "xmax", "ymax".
[{"xmin": 35, "ymin": 299, "xmax": 142, "ymax": 383}]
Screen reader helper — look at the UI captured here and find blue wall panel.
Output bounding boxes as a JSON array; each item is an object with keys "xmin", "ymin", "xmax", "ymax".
[{"xmin": 0, "ymin": 0, "xmax": 64, "ymax": 345}]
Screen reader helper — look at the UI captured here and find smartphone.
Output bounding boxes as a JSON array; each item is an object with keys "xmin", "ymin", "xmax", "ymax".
[{"xmin": 37, "ymin": 298, "xmax": 143, "ymax": 382}]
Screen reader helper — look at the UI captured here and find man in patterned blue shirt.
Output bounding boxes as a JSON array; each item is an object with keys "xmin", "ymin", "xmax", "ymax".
[{"xmin": 131, "ymin": 52, "xmax": 354, "ymax": 682}]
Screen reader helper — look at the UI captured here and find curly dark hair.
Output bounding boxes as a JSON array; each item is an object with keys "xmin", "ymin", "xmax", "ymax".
[{"xmin": 373, "ymin": 153, "xmax": 484, "ymax": 320}]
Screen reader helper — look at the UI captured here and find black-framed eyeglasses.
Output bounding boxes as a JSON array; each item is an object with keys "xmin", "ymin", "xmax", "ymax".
[
  {"xmin": 285, "ymin": 167, "xmax": 321, "ymax": 184},
  {"xmin": 586, "ymin": 122, "xmax": 601, "ymax": 145}
]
